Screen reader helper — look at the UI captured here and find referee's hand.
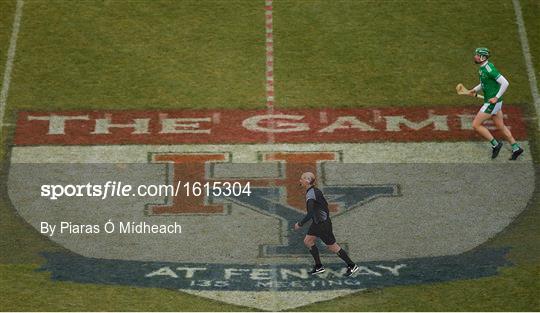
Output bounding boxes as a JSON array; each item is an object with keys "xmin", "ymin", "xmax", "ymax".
[{"xmin": 293, "ymin": 222, "xmax": 301, "ymax": 230}]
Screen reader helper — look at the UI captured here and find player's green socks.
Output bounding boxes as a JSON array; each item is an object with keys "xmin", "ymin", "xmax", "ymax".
[
  {"xmin": 490, "ymin": 139, "xmax": 499, "ymax": 147},
  {"xmin": 511, "ymin": 143, "xmax": 521, "ymax": 152}
]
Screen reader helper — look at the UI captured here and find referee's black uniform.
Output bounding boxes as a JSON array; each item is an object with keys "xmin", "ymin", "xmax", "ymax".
[
  {"xmin": 298, "ymin": 186, "xmax": 336, "ymax": 245},
  {"xmin": 297, "ymin": 185, "xmax": 358, "ymax": 276}
]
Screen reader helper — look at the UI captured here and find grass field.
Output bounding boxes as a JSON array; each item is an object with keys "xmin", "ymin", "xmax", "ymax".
[{"xmin": 1, "ymin": 0, "xmax": 539, "ymax": 311}]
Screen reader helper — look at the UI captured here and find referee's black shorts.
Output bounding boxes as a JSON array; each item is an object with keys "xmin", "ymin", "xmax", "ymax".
[{"xmin": 307, "ymin": 219, "xmax": 336, "ymax": 245}]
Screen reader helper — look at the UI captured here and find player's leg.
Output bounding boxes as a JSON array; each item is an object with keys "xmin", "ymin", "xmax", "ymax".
[
  {"xmin": 326, "ymin": 242, "xmax": 353, "ymax": 266},
  {"xmin": 304, "ymin": 233, "xmax": 325, "ymax": 274},
  {"xmin": 320, "ymin": 222, "xmax": 359, "ymax": 276},
  {"xmin": 472, "ymin": 110, "xmax": 497, "ymax": 141},
  {"xmin": 492, "ymin": 110, "xmax": 524, "ymax": 160},
  {"xmin": 492, "ymin": 110, "xmax": 516, "ymax": 144},
  {"xmin": 472, "ymin": 107, "xmax": 502, "ymax": 158},
  {"xmin": 303, "ymin": 234, "xmax": 317, "ymax": 248},
  {"xmin": 326, "ymin": 242, "xmax": 358, "ymax": 276}
]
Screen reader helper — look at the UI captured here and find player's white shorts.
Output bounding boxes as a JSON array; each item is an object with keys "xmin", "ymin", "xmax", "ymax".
[{"xmin": 479, "ymin": 101, "xmax": 502, "ymax": 115}]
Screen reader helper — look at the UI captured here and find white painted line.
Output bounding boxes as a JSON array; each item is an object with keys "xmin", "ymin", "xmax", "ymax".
[
  {"xmin": 265, "ymin": 0, "xmax": 275, "ymax": 143},
  {"xmin": 319, "ymin": 111, "xmax": 328, "ymax": 123},
  {"xmin": 265, "ymin": 0, "xmax": 274, "ymax": 109},
  {"xmin": 0, "ymin": 0, "xmax": 24, "ymax": 132},
  {"xmin": 10, "ymin": 142, "xmax": 534, "ymax": 163},
  {"xmin": 180, "ymin": 289, "xmax": 360, "ymax": 312},
  {"xmin": 512, "ymin": 0, "xmax": 540, "ymax": 128},
  {"xmin": 212, "ymin": 112, "xmax": 221, "ymax": 124},
  {"xmin": 263, "ymin": 1, "xmax": 279, "ymax": 306}
]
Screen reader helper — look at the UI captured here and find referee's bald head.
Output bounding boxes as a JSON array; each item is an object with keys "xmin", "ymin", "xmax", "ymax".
[{"xmin": 300, "ymin": 172, "xmax": 316, "ymax": 186}]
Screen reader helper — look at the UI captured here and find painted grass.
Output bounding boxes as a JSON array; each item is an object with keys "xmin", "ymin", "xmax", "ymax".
[
  {"xmin": 295, "ymin": 171, "xmax": 540, "ymax": 311},
  {"xmin": 0, "ymin": 0, "xmax": 538, "ymax": 311},
  {"xmin": 0, "ymin": 264, "xmax": 255, "ymax": 312}
]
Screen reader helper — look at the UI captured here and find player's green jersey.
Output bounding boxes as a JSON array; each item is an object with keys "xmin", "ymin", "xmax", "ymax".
[{"xmin": 478, "ymin": 62, "xmax": 503, "ymax": 102}]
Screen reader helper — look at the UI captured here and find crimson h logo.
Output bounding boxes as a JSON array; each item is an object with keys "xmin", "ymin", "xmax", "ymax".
[{"xmin": 147, "ymin": 151, "xmax": 399, "ymax": 257}]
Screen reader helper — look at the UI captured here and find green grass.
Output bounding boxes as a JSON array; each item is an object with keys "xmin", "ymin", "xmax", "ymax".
[
  {"xmin": 0, "ymin": 264, "xmax": 254, "ymax": 311},
  {"xmin": 0, "ymin": 0, "xmax": 15, "ymax": 79},
  {"xmin": 0, "ymin": 0, "xmax": 539, "ymax": 311},
  {"xmin": 522, "ymin": 0, "xmax": 540, "ymax": 95},
  {"xmin": 273, "ymin": 0, "xmax": 533, "ymax": 108},
  {"xmin": 5, "ymin": 0, "xmax": 266, "ymax": 113},
  {"xmin": 0, "ymin": 197, "xmax": 63, "ymax": 264},
  {"xmin": 0, "ymin": 0, "xmax": 15, "ymax": 162},
  {"xmin": 294, "ymin": 265, "xmax": 539, "ymax": 312}
]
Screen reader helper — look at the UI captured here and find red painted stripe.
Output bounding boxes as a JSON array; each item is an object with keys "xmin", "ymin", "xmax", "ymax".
[{"xmin": 13, "ymin": 107, "xmax": 527, "ymax": 145}]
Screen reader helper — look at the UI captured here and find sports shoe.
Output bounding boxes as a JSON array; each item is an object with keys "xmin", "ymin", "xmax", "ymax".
[
  {"xmin": 345, "ymin": 264, "xmax": 359, "ymax": 277},
  {"xmin": 309, "ymin": 265, "xmax": 325, "ymax": 275},
  {"xmin": 509, "ymin": 147, "xmax": 524, "ymax": 160},
  {"xmin": 491, "ymin": 141, "xmax": 503, "ymax": 159}
]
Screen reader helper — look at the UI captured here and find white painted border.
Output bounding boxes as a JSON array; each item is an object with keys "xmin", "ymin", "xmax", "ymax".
[
  {"xmin": 0, "ymin": 0, "xmax": 24, "ymax": 131},
  {"xmin": 264, "ymin": 1, "xmax": 279, "ymax": 305},
  {"xmin": 265, "ymin": 0, "xmax": 274, "ymax": 108},
  {"xmin": 10, "ymin": 142, "xmax": 533, "ymax": 163},
  {"xmin": 512, "ymin": 0, "xmax": 540, "ymax": 128},
  {"xmin": 265, "ymin": 0, "xmax": 276, "ymax": 144}
]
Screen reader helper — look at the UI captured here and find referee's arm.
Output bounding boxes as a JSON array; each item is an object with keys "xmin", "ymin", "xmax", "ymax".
[{"xmin": 297, "ymin": 199, "xmax": 316, "ymax": 227}]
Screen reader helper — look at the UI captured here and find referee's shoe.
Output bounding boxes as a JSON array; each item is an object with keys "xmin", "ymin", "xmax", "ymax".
[
  {"xmin": 345, "ymin": 264, "xmax": 359, "ymax": 277},
  {"xmin": 309, "ymin": 265, "xmax": 325, "ymax": 275}
]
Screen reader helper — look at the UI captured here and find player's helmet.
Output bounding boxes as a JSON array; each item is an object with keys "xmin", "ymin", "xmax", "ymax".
[{"xmin": 475, "ymin": 47, "xmax": 490, "ymax": 58}]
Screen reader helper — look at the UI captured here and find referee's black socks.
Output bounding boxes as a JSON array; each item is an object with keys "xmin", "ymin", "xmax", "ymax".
[
  {"xmin": 309, "ymin": 245, "xmax": 322, "ymax": 267},
  {"xmin": 337, "ymin": 248, "xmax": 355, "ymax": 267}
]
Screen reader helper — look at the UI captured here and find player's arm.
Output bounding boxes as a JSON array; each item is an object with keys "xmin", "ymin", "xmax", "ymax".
[
  {"xmin": 495, "ymin": 75, "xmax": 509, "ymax": 99},
  {"xmin": 296, "ymin": 199, "xmax": 316, "ymax": 228},
  {"xmin": 469, "ymin": 84, "xmax": 482, "ymax": 97},
  {"xmin": 488, "ymin": 75, "xmax": 509, "ymax": 104}
]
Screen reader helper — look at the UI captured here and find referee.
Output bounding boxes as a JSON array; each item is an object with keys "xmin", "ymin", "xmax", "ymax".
[{"xmin": 293, "ymin": 172, "xmax": 359, "ymax": 276}]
